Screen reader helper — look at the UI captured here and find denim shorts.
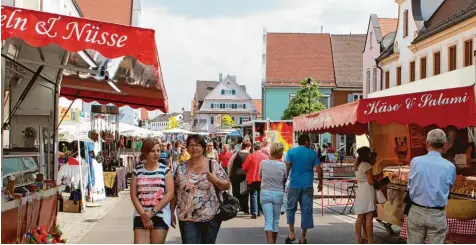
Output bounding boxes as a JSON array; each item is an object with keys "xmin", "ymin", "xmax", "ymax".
[{"xmin": 133, "ymin": 216, "xmax": 169, "ymax": 230}]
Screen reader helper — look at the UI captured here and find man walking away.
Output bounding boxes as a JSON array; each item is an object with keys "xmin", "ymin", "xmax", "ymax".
[
  {"xmin": 243, "ymin": 142, "xmax": 269, "ymax": 218},
  {"xmin": 407, "ymin": 129, "xmax": 456, "ymax": 244},
  {"xmin": 284, "ymin": 134, "xmax": 323, "ymax": 244}
]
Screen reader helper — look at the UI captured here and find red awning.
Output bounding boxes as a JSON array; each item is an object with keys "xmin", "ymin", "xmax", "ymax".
[
  {"xmin": 357, "ymin": 85, "xmax": 476, "ymax": 128},
  {"xmin": 1, "ymin": 6, "xmax": 159, "ymax": 69},
  {"xmin": 1, "ymin": 6, "xmax": 168, "ymax": 112},
  {"xmin": 294, "ymin": 85, "xmax": 476, "ymax": 134},
  {"xmin": 293, "ymin": 101, "xmax": 368, "ymax": 135}
]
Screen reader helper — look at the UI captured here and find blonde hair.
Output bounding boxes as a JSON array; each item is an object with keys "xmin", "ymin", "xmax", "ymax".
[{"xmin": 269, "ymin": 142, "xmax": 285, "ymax": 159}]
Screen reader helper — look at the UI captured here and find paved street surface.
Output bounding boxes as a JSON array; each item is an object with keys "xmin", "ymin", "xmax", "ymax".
[{"xmin": 76, "ymin": 192, "xmax": 404, "ymax": 244}]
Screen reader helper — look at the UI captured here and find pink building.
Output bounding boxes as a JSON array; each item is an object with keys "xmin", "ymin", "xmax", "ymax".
[{"xmin": 362, "ymin": 15, "xmax": 398, "ymax": 98}]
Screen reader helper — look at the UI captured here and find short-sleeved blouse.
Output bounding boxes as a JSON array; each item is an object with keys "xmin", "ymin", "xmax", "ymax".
[
  {"xmin": 174, "ymin": 159, "xmax": 229, "ymax": 222},
  {"xmin": 355, "ymin": 162, "xmax": 372, "ymax": 182}
]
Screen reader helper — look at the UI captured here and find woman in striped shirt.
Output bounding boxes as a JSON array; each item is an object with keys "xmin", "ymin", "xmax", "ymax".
[{"xmin": 130, "ymin": 138, "xmax": 174, "ymax": 244}]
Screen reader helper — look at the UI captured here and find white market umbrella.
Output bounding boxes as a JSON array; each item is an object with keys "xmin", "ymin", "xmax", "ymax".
[{"xmin": 163, "ymin": 128, "xmax": 194, "ymax": 134}]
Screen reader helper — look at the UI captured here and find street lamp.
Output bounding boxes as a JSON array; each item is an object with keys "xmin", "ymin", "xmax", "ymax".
[{"xmin": 307, "ymin": 77, "xmax": 313, "ymax": 114}]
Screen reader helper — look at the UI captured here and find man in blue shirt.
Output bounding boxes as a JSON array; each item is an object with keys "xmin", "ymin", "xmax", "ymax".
[
  {"xmin": 407, "ymin": 129, "xmax": 456, "ymax": 244},
  {"xmin": 284, "ymin": 134, "xmax": 323, "ymax": 244}
]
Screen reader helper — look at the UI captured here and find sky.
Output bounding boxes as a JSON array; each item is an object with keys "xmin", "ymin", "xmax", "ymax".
[{"xmin": 140, "ymin": 0, "xmax": 398, "ymax": 116}]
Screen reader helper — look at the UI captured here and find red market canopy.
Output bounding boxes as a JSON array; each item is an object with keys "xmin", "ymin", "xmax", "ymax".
[
  {"xmin": 1, "ymin": 5, "xmax": 168, "ymax": 112},
  {"xmin": 294, "ymin": 85, "xmax": 476, "ymax": 134}
]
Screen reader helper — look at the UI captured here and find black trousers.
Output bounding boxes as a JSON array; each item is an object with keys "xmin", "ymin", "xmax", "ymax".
[{"xmin": 231, "ymin": 179, "xmax": 249, "ymax": 213}]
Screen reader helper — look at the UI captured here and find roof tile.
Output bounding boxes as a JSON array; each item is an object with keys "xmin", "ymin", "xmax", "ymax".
[
  {"xmin": 265, "ymin": 33, "xmax": 335, "ymax": 86},
  {"xmin": 75, "ymin": 0, "xmax": 132, "ymax": 25},
  {"xmin": 331, "ymin": 34, "xmax": 366, "ymax": 88},
  {"xmin": 252, "ymin": 99, "xmax": 262, "ymax": 117},
  {"xmin": 378, "ymin": 18, "xmax": 398, "ymax": 37}
]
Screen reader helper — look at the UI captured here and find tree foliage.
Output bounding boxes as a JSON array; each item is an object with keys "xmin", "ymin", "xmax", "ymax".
[
  {"xmin": 281, "ymin": 78, "xmax": 327, "ymax": 120},
  {"xmin": 221, "ymin": 115, "xmax": 234, "ymax": 128},
  {"xmin": 166, "ymin": 116, "xmax": 179, "ymax": 129}
]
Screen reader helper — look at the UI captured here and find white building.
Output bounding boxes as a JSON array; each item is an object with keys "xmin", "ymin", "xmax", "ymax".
[
  {"xmin": 193, "ymin": 75, "xmax": 259, "ymax": 132},
  {"xmin": 375, "ymin": 0, "xmax": 475, "ymax": 94},
  {"xmin": 148, "ymin": 113, "xmax": 183, "ymax": 131}
]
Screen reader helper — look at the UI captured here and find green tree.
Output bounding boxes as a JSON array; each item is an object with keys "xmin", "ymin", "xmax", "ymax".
[
  {"xmin": 281, "ymin": 78, "xmax": 327, "ymax": 120},
  {"xmin": 166, "ymin": 116, "xmax": 179, "ymax": 129},
  {"xmin": 221, "ymin": 115, "xmax": 234, "ymax": 128}
]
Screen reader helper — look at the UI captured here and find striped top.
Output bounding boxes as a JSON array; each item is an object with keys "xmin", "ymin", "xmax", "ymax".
[{"xmin": 133, "ymin": 163, "xmax": 170, "ymax": 217}]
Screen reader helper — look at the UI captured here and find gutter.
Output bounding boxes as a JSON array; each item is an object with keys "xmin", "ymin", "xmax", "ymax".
[{"xmin": 375, "ymin": 58, "xmax": 384, "ymax": 90}]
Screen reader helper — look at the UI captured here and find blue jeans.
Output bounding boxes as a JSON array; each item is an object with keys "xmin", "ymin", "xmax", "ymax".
[
  {"xmin": 261, "ymin": 190, "xmax": 284, "ymax": 232},
  {"xmin": 286, "ymin": 187, "xmax": 314, "ymax": 229},
  {"xmin": 249, "ymin": 181, "xmax": 263, "ymax": 216},
  {"xmin": 178, "ymin": 218, "xmax": 222, "ymax": 244}
]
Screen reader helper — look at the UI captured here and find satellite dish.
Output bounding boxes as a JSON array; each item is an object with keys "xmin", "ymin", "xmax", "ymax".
[{"xmin": 381, "ymin": 32, "xmax": 396, "ymax": 50}]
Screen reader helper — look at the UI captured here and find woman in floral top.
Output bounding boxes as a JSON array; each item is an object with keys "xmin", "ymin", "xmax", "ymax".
[{"xmin": 172, "ymin": 134, "xmax": 231, "ymax": 244}]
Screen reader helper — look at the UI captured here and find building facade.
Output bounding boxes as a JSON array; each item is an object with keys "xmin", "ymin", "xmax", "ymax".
[
  {"xmin": 262, "ymin": 31, "xmax": 336, "ymax": 120},
  {"xmin": 192, "ymin": 75, "xmax": 258, "ymax": 132},
  {"xmin": 376, "ymin": 0, "xmax": 475, "ymax": 94},
  {"xmin": 362, "ymin": 15, "xmax": 398, "ymax": 97},
  {"xmin": 148, "ymin": 113, "xmax": 183, "ymax": 131}
]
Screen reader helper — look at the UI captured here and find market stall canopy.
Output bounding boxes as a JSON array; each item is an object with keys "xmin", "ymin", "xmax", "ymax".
[
  {"xmin": 227, "ymin": 130, "xmax": 242, "ymax": 137},
  {"xmin": 1, "ymin": 5, "xmax": 168, "ymax": 112},
  {"xmin": 294, "ymin": 85, "xmax": 476, "ymax": 133},
  {"xmin": 163, "ymin": 128, "xmax": 194, "ymax": 134},
  {"xmin": 293, "ymin": 101, "xmax": 368, "ymax": 135}
]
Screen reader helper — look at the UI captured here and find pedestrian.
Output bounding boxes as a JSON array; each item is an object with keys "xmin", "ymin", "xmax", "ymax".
[
  {"xmin": 228, "ymin": 141, "xmax": 252, "ymax": 214},
  {"xmin": 353, "ymin": 146, "xmax": 376, "ymax": 244},
  {"xmin": 284, "ymin": 134, "xmax": 323, "ymax": 244},
  {"xmin": 218, "ymin": 144, "xmax": 232, "ymax": 169},
  {"xmin": 172, "ymin": 134, "xmax": 231, "ymax": 244},
  {"xmin": 171, "ymin": 141, "xmax": 182, "ymax": 173},
  {"xmin": 260, "ymin": 142, "xmax": 287, "ymax": 244},
  {"xmin": 206, "ymin": 142, "xmax": 219, "ymax": 161},
  {"xmin": 243, "ymin": 142, "xmax": 268, "ymax": 218},
  {"xmin": 406, "ymin": 129, "xmax": 455, "ymax": 244},
  {"xmin": 178, "ymin": 147, "xmax": 190, "ymax": 164},
  {"xmin": 160, "ymin": 143, "xmax": 172, "ymax": 169},
  {"xmin": 261, "ymin": 137, "xmax": 271, "ymax": 157},
  {"xmin": 130, "ymin": 138, "xmax": 174, "ymax": 244}
]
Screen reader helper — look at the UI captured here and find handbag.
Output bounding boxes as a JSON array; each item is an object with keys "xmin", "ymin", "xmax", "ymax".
[
  {"xmin": 209, "ymin": 160, "xmax": 240, "ymax": 221},
  {"xmin": 239, "ymin": 180, "xmax": 248, "ymax": 195},
  {"xmin": 375, "ymin": 189, "xmax": 387, "ymax": 204}
]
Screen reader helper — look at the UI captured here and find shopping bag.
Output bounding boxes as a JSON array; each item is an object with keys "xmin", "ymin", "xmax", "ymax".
[
  {"xmin": 239, "ymin": 180, "xmax": 248, "ymax": 195},
  {"xmin": 376, "ymin": 189, "xmax": 387, "ymax": 204}
]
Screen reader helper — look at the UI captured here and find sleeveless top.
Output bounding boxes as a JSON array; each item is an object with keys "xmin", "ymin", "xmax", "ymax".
[{"xmin": 230, "ymin": 151, "xmax": 249, "ymax": 181}]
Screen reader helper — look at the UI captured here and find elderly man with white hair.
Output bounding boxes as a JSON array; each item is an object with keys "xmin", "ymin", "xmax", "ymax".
[
  {"xmin": 407, "ymin": 129, "xmax": 456, "ymax": 244},
  {"xmin": 261, "ymin": 137, "xmax": 271, "ymax": 157}
]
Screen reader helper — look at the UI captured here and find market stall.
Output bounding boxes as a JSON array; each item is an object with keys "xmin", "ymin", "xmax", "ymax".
[
  {"xmin": 2, "ymin": 5, "xmax": 167, "ymax": 243},
  {"xmin": 294, "ymin": 84, "xmax": 476, "ymax": 243}
]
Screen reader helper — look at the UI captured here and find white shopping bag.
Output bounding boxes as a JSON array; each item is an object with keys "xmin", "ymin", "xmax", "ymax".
[{"xmin": 376, "ymin": 189, "xmax": 387, "ymax": 204}]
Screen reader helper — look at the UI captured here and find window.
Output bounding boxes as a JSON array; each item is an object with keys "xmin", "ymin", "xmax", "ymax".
[
  {"xmin": 420, "ymin": 56, "xmax": 427, "ymax": 79},
  {"xmin": 369, "ymin": 32, "xmax": 373, "ymax": 49},
  {"xmin": 464, "ymin": 39, "xmax": 473, "ymax": 67},
  {"xmin": 210, "ymin": 116, "xmax": 214, "ymax": 125},
  {"xmin": 397, "ymin": 66, "xmax": 402, "ymax": 86},
  {"xmin": 449, "ymin": 45, "xmax": 457, "ymax": 71},
  {"xmin": 373, "ymin": 68, "xmax": 378, "ymax": 91},
  {"xmin": 403, "ymin": 10, "xmax": 408, "ymax": 38},
  {"xmin": 221, "ymin": 89, "xmax": 236, "ymax": 95},
  {"xmin": 220, "ymin": 103, "xmax": 225, "ymax": 109},
  {"xmin": 225, "ymin": 104, "xmax": 232, "ymax": 109},
  {"xmin": 385, "ymin": 71, "xmax": 390, "ymax": 89},
  {"xmin": 242, "ymin": 117, "xmax": 251, "ymax": 123},
  {"xmin": 237, "ymin": 104, "xmax": 244, "ymax": 109},
  {"xmin": 434, "ymin": 51, "xmax": 441, "ymax": 75},
  {"xmin": 199, "ymin": 118, "xmax": 207, "ymax": 124},
  {"xmin": 289, "ymin": 93, "xmax": 296, "ymax": 101},
  {"xmin": 410, "ymin": 61, "xmax": 415, "ymax": 82},
  {"xmin": 366, "ymin": 70, "xmax": 370, "ymax": 93},
  {"xmin": 319, "ymin": 95, "xmax": 330, "ymax": 109},
  {"xmin": 352, "ymin": 94, "xmax": 363, "ymax": 101}
]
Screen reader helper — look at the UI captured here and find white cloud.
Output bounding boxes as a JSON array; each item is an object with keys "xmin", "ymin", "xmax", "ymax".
[{"xmin": 141, "ymin": 0, "xmax": 398, "ymax": 114}]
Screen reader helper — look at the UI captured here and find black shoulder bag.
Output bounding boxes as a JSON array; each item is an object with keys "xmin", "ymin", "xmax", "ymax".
[{"xmin": 209, "ymin": 160, "xmax": 240, "ymax": 221}]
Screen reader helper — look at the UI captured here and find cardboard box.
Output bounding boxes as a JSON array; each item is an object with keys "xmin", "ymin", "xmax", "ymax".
[{"xmin": 62, "ymin": 200, "xmax": 81, "ymax": 213}]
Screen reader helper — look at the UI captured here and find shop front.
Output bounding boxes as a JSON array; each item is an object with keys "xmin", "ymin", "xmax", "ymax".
[
  {"xmin": 1, "ymin": 5, "xmax": 167, "ymax": 243},
  {"xmin": 294, "ymin": 83, "xmax": 476, "ymax": 243}
]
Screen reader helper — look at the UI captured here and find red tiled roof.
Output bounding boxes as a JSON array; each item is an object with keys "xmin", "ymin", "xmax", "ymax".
[
  {"xmin": 378, "ymin": 18, "xmax": 398, "ymax": 37},
  {"xmin": 252, "ymin": 99, "xmax": 262, "ymax": 117},
  {"xmin": 331, "ymin": 34, "xmax": 366, "ymax": 88},
  {"xmin": 75, "ymin": 0, "xmax": 132, "ymax": 25},
  {"xmin": 265, "ymin": 33, "xmax": 335, "ymax": 87}
]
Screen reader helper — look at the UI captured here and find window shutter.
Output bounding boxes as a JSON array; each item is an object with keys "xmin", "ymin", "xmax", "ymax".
[
  {"xmin": 243, "ymin": 104, "xmax": 246, "ymax": 109},
  {"xmin": 220, "ymin": 103, "xmax": 224, "ymax": 109},
  {"xmin": 239, "ymin": 117, "xmax": 243, "ymax": 124},
  {"xmin": 211, "ymin": 116, "xmax": 214, "ymax": 125},
  {"xmin": 232, "ymin": 90, "xmax": 236, "ymax": 95},
  {"xmin": 211, "ymin": 103, "xmax": 214, "ymax": 109},
  {"xmin": 221, "ymin": 89, "xmax": 225, "ymax": 95}
]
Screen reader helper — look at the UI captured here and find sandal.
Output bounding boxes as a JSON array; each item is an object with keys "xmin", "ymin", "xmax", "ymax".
[
  {"xmin": 299, "ymin": 238, "xmax": 307, "ymax": 244},
  {"xmin": 285, "ymin": 236, "xmax": 295, "ymax": 244}
]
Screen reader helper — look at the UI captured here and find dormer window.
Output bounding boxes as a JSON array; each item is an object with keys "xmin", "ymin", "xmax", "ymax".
[
  {"xmin": 403, "ymin": 10, "xmax": 409, "ymax": 38},
  {"xmin": 220, "ymin": 89, "xmax": 236, "ymax": 95}
]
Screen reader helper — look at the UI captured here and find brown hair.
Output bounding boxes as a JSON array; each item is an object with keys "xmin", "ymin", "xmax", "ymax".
[
  {"xmin": 242, "ymin": 140, "xmax": 252, "ymax": 149},
  {"xmin": 141, "ymin": 138, "xmax": 160, "ymax": 159},
  {"xmin": 354, "ymin": 146, "xmax": 371, "ymax": 170}
]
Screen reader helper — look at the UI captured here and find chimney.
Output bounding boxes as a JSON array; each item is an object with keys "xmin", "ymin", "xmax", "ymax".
[
  {"xmin": 321, "ymin": 26, "xmax": 323, "ymax": 33},
  {"xmin": 219, "ymin": 73, "xmax": 223, "ymax": 82}
]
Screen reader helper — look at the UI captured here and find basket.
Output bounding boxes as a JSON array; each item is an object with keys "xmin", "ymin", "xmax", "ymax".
[{"xmin": 446, "ymin": 199, "xmax": 476, "ymax": 220}]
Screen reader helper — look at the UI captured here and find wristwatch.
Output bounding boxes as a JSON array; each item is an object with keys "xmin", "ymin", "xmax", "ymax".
[{"xmin": 152, "ymin": 209, "xmax": 159, "ymax": 215}]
